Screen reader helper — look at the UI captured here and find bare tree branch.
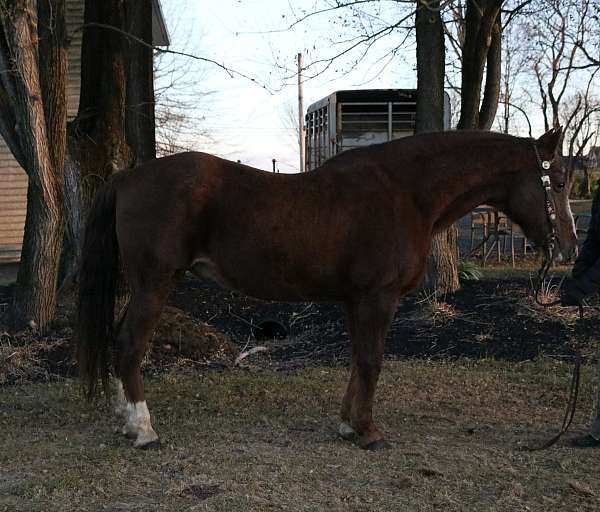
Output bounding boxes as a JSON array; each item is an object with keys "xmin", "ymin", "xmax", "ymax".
[
  {"xmin": 72, "ymin": 22, "xmax": 275, "ymax": 93},
  {"xmin": 501, "ymin": 0, "xmax": 533, "ymax": 27}
]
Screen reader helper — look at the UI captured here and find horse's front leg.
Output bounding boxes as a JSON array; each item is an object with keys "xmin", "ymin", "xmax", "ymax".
[{"xmin": 339, "ymin": 294, "xmax": 396, "ymax": 450}]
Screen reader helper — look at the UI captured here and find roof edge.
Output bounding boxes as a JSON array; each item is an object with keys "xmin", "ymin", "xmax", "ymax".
[{"xmin": 152, "ymin": 0, "xmax": 170, "ymax": 46}]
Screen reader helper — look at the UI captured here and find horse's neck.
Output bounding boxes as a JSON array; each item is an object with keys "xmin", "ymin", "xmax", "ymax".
[{"xmin": 399, "ymin": 138, "xmax": 516, "ymax": 231}]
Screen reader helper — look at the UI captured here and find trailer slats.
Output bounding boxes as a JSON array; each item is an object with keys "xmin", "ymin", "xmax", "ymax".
[{"xmin": 305, "ymin": 89, "xmax": 448, "ymax": 171}]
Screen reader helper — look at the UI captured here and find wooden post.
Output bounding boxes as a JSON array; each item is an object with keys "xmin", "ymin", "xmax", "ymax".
[{"xmin": 298, "ymin": 52, "xmax": 306, "ymax": 172}]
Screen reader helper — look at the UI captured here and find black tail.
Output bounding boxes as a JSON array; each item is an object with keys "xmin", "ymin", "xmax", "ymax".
[{"xmin": 77, "ymin": 180, "xmax": 119, "ymax": 399}]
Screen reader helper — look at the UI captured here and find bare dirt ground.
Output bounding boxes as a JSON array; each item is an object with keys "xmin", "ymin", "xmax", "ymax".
[
  {"xmin": 1, "ymin": 267, "xmax": 600, "ymax": 511},
  {"xmin": 2, "ymin": 361, "xmax": 600, "ymax": 511}
]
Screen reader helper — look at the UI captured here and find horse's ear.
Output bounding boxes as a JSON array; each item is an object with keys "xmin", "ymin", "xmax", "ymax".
[{"xmin": 536, "ymin": 126, "xmax": 563, "ymax": 153}]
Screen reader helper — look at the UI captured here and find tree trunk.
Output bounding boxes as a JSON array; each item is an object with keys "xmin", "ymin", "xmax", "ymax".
[
  {"xmin": 416, "ymin": 0, "xmax": 459, "ymax": 295},
  {"xmin": 74, "ymin": 0, "xmax": 132, "ymax": 193},
  {"xmin": 457, "ymin": 0, "xmax": 503, "ymax": 130},
  {"xmin": 58, "ymin": 151, "xmax": 83, "ymax": 287},
  {"xmin": 16, "ymin": 182, "xmax": 65, "ymax": 330},
  {"xmin": 124, "ymin": 0, "xmax": 156, "ymax": 165},
  {"xmin": 61, "ymin": 0, "xmax": 157, "ymax": 285},
  {"xmin": 478, "ymin": 13, "xmax": 501, "ymax": 130},
  {"xmin": 416, "ymin": 1, "xmax": 445, "ymax": 133},
  {"xmin": 2, "ymin": 0, "xmax": 68, "ymax": 331},
  {"xmin": 62, "ymin": 0, "xmax": 135, "ymax": 284},
  {"xmin": 422, "ymin": 226, "xmax": 460, "ymax": 294},
  {"xmin": 578, "ymin": 165, "xmax": 591, "ymax": 198}
]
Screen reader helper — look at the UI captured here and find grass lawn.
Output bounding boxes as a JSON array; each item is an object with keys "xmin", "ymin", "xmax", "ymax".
[{"xmin": 1, "ymin": 359, "xmax": 600, "ymax": 511}]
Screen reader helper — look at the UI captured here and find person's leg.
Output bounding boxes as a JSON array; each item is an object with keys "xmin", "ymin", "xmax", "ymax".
[
  {"xmin": 590, "ymin": 355, "xmax": 600, "ymax": 440},
  {"xmin": 573, "ymin": 355, "xmax": 600, "ymax": 447}
]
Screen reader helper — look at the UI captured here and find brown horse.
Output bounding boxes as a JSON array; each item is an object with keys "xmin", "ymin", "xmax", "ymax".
[{"xmin": 77, "ymin": 128, "xmax": 576, "ymax": 450}]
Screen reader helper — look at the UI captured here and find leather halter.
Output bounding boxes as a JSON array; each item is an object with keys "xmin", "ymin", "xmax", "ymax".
[
  {"xmin": 533, "ymin": 143, "xmax": 558, "ymax": 261},
  {"xmin": 531, "ymin": 142, "xmax": 563, "ymax": 310}
]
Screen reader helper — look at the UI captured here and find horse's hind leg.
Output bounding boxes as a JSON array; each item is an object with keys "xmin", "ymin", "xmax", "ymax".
[
  {"xmin": 339, "ymin": 294, "xmax": 396, "ymax": 450},
  {"xmin": 111, "ymin": 310, "xmax": 129, "ymax": 420},
  {"xmin": 115, "ymin": 278, "xmax": 172, "ymax": 448}
]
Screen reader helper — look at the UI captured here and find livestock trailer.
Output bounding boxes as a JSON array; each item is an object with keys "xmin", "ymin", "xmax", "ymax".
[{"xmin": 304, "ymin": 89, "xmax": 451, "ymax": 171}]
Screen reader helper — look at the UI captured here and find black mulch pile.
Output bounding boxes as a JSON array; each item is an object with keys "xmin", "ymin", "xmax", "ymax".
[
  {"xmin": 169, "ymin": 274, "xmax": 600, "ymax": 369},
  {"xmin": 1, "ymin": 273, "xmax": 598, "ymax": 382}
]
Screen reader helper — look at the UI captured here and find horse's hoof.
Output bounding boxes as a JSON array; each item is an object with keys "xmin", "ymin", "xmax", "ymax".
[
  {"xmin": 362, "ymin": 439, "xmax": 391, "ymax": 451},
  {"xmin": 133, "ymin": 431, "xmax": 160, "ymax": 449},
  {"xmin": 122, "ymin": 425, "xmax": 137, "ymax": 439},
  {"xmin": 338, "ymin": 422, "xmax": 357, "ymax": 441},
  {"xmin": 136, "ymin": 438, "xmax": 161, "ymax": 450}
]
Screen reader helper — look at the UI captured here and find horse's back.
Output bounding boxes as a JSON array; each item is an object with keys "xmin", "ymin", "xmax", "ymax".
[{"xmin": 111, "ymin": 152, "xmax": 328, "ymax": 273}]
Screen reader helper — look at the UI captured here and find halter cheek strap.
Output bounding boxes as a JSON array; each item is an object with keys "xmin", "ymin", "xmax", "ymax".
[
  {"xmin": 532, "ymin": 143, "xmax": 560, "ymax": 307},
  {"xmin": 533, "ymin": 144, "xmax": 558, "ymax": 251}
]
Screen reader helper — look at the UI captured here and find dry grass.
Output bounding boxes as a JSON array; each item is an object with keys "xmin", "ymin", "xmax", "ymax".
[
  {"xmin": 148, "ymin": 306, "xmax": 236, "ymax": 368},
  {"xmin": 411, "ymin": 292, "xmax": 459, "ymax": 326},
  {"xmin": 2, "ymin": 359, "xmax": 600, "ymax": 511},
  {"xmin": 0, "ymin": 306, "xmax": 235, "ymax": 386},
  {"xmin": 0, "ymin": 335, "xmax": 72, "ymax": 385}
]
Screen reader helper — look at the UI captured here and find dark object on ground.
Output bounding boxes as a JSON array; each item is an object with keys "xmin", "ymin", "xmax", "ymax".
[
  {"xmin": 252, "ymin": 319, "xmax": 288, "ymax": 341},
  {"xmin": 571, "ymin": 435, "xmax": 600, "ymax": 448},
  {"xmin": 561, "ymin": 278, "xmax": 585, "ymax": 306}
]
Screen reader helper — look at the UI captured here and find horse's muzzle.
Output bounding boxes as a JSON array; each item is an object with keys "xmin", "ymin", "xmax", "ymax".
[{"xmin": 555, "ymin": 244, "xmax": 577, "ymax": 264}]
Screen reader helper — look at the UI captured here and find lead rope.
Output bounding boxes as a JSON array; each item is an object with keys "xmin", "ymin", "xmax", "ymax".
[
  {"xmin": 524, "ymin": 144, "xmax": 581, "ymax": 450},
  {"xmin": 525, "ymin": 140, "xmax": 600, "ymax": 449},
  {"xmin": 521, "ymin": 305, "xmax": 584, "ymax": 451},
  {"xmin": 533, "ymin": 246, "xmax": 563, "ymax": 308}
]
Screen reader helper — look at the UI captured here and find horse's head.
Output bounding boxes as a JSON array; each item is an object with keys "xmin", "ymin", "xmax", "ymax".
[{"xmin": 505, "ymin": 127, "xmax": 577, "ymax": 263}]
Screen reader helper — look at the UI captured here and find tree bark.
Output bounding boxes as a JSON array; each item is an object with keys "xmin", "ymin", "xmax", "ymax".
[
  {"xmin": 478, "ymin": 13, "xmax": 501, "ymax": 130},
  {"xmin": 415, "ymin": 0, "xmax": 459, "ymax": 295},
  {"xmin": 422, "ymin": 227, "xmax": 460, "ymax": 294},
  {"xmin": 416, "ymin": 1, "xmax": 445, "ymax": 134},
  {"xmin": 73, "ymin": 0, "xmax": 132, "ymax": 189},
  {"xmin": 62, "ymin": 0, "xmax": 136, "ymax": 284},
  {"xmin": 124, "ymin": 0, "xmax": 156, "ymax": 165},
  {"xmin": 457, "ymin": 0, "xmax": 503, "ymax": 130},
  {"xmin": 0, "ymin": 0, "xmax": 68, "ymax": 331},
  {"xmin": 61, "ymin": 0, "xmax": 157, "ymax": 285},
  {"xmin": 39, "ymin": 0, "xmax": 68, "ymax": 174}
]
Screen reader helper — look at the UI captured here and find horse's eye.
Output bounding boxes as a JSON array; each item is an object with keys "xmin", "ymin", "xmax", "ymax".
[{"xmin": 554, "ymin": 182, "xmax": 565, "ymax": 192}]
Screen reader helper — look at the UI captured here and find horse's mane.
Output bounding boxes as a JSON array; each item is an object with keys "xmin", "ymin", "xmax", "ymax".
[{"xmin": 322, "ymin": 129, "xmax": 533, "ymax": 169}]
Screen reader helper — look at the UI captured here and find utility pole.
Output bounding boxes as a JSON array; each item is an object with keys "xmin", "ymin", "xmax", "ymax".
[{"xmin": 298, "ymin": 52, "xmax": 306, "ymax": 172}]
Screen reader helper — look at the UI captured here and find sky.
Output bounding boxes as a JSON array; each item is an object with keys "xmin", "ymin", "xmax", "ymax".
[{"xmin": 157, "ymin": 0, "xmax": 420, "ymax": 172}]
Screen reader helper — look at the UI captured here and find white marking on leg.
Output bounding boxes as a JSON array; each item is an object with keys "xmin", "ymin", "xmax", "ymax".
[
  {"xmin": 338, "ymin": 421, "xmax": 357, "ymax": 440},
  {"xmin": 122, "ymin": 401, "xmax": 159, "ymax": 448},
  {"xmin": 112, "ymin": 379, "xmax": 128, "ymax": 419}
]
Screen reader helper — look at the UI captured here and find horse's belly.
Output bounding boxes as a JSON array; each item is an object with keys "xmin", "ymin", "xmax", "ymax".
[{"xmin": 189, "ymin": 256, "xmax": 341, "ymax": 302}]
